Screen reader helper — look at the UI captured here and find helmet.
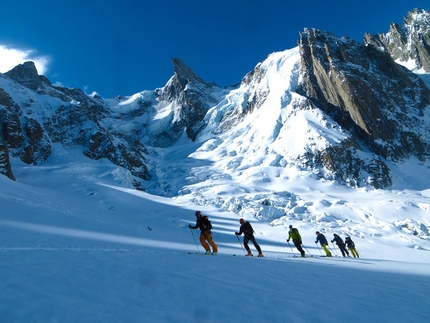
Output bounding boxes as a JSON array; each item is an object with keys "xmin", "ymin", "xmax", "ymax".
[
  {"xmin": 195, "ymin": 211, "xmax": 201, "ymax": 217},
  {"xmin": 289, "ymin": 225, "xmax": 293, "ymax": 229},
  {"xmin": 316, "ymin": 231, "xmax": 320, "ymax": 234},
  {"xmin": 239, "ymin": 218, "xmax": 245, "ymax": 224}
]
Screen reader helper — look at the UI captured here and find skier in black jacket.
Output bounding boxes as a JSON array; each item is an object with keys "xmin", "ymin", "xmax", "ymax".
[
  {"xmin": 235, "ymin": 218, "xmax": 263, "ymax": 257},
  {"xmin": 331, "ymin": 234, "xmax": 350, "ymax": 257}
]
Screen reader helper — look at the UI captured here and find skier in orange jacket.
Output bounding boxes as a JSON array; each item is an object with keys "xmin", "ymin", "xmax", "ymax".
[{"xmin": 189, "ymin": 211, "xmax": 218, "ymax": 255}]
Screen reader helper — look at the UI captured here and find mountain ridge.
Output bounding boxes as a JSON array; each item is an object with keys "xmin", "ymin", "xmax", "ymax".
[{"xmin": 0, "ymin": 8, "xmax": 429, "ymax": 196}]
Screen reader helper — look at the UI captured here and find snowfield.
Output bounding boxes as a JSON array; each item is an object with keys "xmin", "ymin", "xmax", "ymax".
[{"xmin": 1, "ymin": 146, "xmax": 429, "ymax": 322}]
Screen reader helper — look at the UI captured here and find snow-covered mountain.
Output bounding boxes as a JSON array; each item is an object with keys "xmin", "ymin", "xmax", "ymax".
[{"xmin": 1, "ymin": 9, "xmax": 429, "ymax": 245}]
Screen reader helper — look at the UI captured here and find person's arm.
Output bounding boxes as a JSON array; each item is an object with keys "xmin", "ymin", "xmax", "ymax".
[
  {"xmin": 235, "ymin": 224, "xmax": 244, "ymax": 235},
  {"xmin": 189, "ymin": 219, "xmax": 199, "ymax": 229}
]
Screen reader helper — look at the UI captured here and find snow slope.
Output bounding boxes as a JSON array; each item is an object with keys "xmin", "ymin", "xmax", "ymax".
[{"xmin": 1, "ymin": 145, "xmax": 429, "ymax": 322}]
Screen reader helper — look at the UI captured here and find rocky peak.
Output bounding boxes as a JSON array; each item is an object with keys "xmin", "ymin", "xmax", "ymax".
[
  {"xmin": 364, "ymin": 8, "xmax": 430, "ymax": 72},
  {"xmin": 159, "ymin": 58, "xmax": 205, "ymax": 102},
  {"xmin": 5, "ymin": 61, "xmax": 51, "ymax": 91},
  {"xmin": 155, "ymin": 58, "xmax": 220, "ymax": 144},
  {"xmin": 172, "ymin": 57, "xmax": 204, "ymax": 88}
]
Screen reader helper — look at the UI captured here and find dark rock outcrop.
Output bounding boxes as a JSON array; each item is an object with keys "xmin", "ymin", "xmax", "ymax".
[{"xmin": 0, "ymin": 142, "xmax": 15, "ymax": 181}]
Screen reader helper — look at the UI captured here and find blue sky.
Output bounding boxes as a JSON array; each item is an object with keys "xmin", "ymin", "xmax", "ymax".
[{"xmin": 1, "ymin": 0, "xmax": 429, "ymax": 97}]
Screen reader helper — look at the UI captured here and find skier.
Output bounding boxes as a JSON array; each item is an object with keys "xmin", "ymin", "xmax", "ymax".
[
  {"xmin": 287, "ymin": 225, "xmax": 305, "ymax": 257},
  {"xmin": 315, "ymin": 231, "xmax": 332, "ymax": 257},
  {"xmin": 189, "ymin": 211, "xmax": 218, "ymax": 255},
  {"xmin": 235, "ymin": 218, "xmax": 263, "ymax": 257},
  {"xmin": 331, "ymin": 234, "xmax": 350, "ymax": 257},
  {"xmin": 345, "ymin": 237, "xmax": 359, "ymax": 258}
]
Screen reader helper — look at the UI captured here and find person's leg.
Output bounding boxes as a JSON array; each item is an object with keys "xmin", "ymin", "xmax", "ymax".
[
  {"xmin": 294, "ymin": 240, "xmax": 305, "ymax": 256},
  {"xmin": 344, "ymin": 247, "xmax": 350, "ymax": 256},
  {"xmin": 243, "ymin": 236, "xmax": 252, "ymax": 254},
  {"xmin": 206, "ymin": 233, "xmax": 218, "ymax": 253},
  {"xmin": 322, "ymin": 244, "xmax": 331, "ymax": 256},
  {"xmin": 250, "ymin": 236, "xmax": 262, "ymax": 254},
  {"xmin": 199, "ymin": 233, "xmax": 211, "ymax": 252}
]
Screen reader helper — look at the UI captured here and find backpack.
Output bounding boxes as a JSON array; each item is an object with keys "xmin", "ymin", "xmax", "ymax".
[
  {"xmin": 243, "ymin": 221, "xmax": 255, "ymax": 236},
  {"xmin": 201, "ymin": 215, "xmax": 212, "ymax": 231},
  {"xmin": 345, "ymin": 237, "xmax": 355, "ymax": 248}
]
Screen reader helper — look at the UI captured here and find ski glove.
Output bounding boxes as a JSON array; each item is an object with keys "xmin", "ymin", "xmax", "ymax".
[
  {"xmin": 287, "ymin": 239, "xmax": 290, "ymax": 242},
  {"xmin": 235, "ymin": 232, "xmax": 239, "ymax": 235},
  {"xmin": 188, "ymin": 224, "xmax": 192, "ymax": 229}
]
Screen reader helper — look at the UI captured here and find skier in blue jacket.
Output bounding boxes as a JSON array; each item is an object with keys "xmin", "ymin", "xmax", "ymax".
[{"xmin": 315, "ymin": 231, "xmax": 332, "ymax": 257}]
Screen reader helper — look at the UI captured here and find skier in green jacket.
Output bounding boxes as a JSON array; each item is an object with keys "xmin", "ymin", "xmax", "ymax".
[{"xmin": 287, "ymin": 225, "xmax": 305, "ymax": 257}]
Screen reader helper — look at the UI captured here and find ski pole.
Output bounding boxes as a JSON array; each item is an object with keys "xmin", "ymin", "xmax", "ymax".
[
  {"xmin": 236, "ymin": 235, "xmax": 247, "ymax": 255},
  {"xmin": 302, "ymin": 244, "xmax": 313, "ymax": 257},
  {"xmin": 190, "ymin": 228, "xmax": 200, "ymax": 254},
  {"xmin": 316, "ymin": 243, "xmax": 323, "ymax": 256},
  {"xmin": 287, "ymin": 240, "xmax": 295, "ymax": 256},
  {"xmin": 330, "ymin": 242, "xmax": 339, "ymax": 256}
]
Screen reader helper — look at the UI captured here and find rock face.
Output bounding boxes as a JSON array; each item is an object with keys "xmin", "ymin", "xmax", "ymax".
[
  {"xmin": 296, "ymin": 26, "xmax": 430, "ymax": 187},
  {"xmin": 298, "ymin": 28, "xmax": 430, "ymax": 161},
  {"xmin": 365, "ymin": 8, "xmax": 430, "ymax": 72}
]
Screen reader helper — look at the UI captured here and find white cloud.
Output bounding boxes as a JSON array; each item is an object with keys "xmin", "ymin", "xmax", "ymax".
[{"xmin": 0, "ymin": 45, "xmax": 50, "ymax": 75}]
